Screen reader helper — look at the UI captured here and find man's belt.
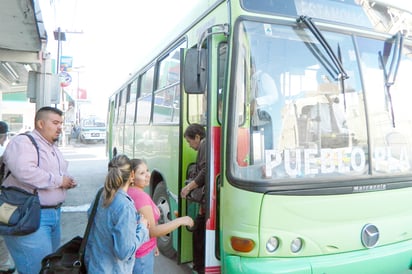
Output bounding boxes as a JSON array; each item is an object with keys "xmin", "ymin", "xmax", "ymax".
[{"xmin": 40, "ymin": 203, "xmax": 62, "ymax": 209}]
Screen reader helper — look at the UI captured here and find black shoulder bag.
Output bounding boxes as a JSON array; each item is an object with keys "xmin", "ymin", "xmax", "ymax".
[
  {"xmin": 39, "ymin": 188, "xmax": 103, "ymax": 274},
  {"xmin": 0, "ymin": 133, "xmax": 41, "ymax": 235}
]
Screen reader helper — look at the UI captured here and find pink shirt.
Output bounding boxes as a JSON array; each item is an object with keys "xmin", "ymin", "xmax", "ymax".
[
  {"xmin": 127, "ymin": 187, "xmax": 160, "ymax": 258},
  {"xmin": 2, "ymin": 130, "xmax": 68, "ymax": 206}
]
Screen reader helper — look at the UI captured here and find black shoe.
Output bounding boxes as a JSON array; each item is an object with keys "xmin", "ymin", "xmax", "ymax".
[{"xmin": 193, "ymin": 266, "xmax": 204, "ymax": 274}]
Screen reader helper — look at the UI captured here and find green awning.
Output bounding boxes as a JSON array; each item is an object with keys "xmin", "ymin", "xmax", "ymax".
[{"xmin": 2, "ymin": 91, "xmax": 28, "ymax": 102}]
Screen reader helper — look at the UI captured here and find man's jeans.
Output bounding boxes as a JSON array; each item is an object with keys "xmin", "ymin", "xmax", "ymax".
[{"xmin": 4, "ymin": 208, "xmax": 61, "ymax": 274}]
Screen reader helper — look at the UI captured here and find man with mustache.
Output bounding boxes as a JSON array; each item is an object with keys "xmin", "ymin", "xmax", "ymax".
[{"xmin": 2, "ymin": 106, "xmax": 77, "ymax": 274}]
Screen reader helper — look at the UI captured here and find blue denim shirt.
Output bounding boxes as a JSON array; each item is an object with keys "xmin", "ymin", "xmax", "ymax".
[{"xmin": 85, "ymin": 189, "xmax": 149, "ymax": 273}]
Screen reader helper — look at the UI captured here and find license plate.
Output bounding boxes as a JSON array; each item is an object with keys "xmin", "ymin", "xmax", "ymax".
[{"xmin": 91, "ymin": 133, "xmax": 100, "ymax": 137}]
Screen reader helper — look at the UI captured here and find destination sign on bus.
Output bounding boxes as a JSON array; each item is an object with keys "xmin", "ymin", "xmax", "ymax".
[
  {"xmin": 242, "ymin": 0, "xmax": 372, "ymax": 29},
  {"xmin": 264, "ymin": 145, "xmax": 410, "ymax": 178}
]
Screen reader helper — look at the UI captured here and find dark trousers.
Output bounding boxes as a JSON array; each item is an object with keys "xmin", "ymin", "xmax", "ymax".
[{"xmin": 193, "ymin": 214, "xmax": 205, "ymax": 273}]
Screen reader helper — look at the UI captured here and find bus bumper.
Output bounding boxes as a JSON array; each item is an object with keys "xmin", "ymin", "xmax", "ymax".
[{"xmin": 224, "ymin": 239, "xmax": 412, "ymax": 274}]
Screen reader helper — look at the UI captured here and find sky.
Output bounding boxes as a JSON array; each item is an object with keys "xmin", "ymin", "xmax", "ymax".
[
  {"xmin": 40, "ymin": 0, "xmax": 412, "ymax": 118},
  {"xmin": 40, "ymin": 0, "xmax": 200, "ymax": 117}
]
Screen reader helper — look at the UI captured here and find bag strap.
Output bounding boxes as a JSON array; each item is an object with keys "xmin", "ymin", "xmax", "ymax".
[
  {"xmin": 21, "ymin": 133, "xmax": 40, "ymax": 165},
  {"xmin": 1, "ymin": 133, "xmax": 39, "ymax": 186},
  {"xmin": 78, "ymin": 187, "xmax": 103, "ymax": 260}
]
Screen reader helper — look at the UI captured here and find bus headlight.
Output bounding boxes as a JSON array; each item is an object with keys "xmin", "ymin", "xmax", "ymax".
[
  {"xmin": 290, "ymin": 237, "xmax": 303, "ymax": 253},
  {"xmin": 265, "ymin": 236, "xmax": 279, "ymax": 253}
]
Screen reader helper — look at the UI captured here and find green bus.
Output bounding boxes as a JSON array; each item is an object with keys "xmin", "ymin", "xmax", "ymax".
[{"xmin": 107, "ymin": 0, "xmax": 412, "ymax": 273}]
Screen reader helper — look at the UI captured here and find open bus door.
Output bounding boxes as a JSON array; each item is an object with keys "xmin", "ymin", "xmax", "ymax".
[
  {"xmin": 179, "ymin": 45, "xmax": 209, "ymax": 266},
  {"xmin": 178, "ymin": 46, "xmax": 206, "ymax": 265},
  {"xmin": 181, "ymin": 24, "xmax": 229, "ymax": 273}
]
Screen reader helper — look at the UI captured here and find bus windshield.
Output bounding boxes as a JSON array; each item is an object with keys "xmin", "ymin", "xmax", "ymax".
[{"xmin": 231, "ymin": 19, "xmax": 412, "ymax": 182}]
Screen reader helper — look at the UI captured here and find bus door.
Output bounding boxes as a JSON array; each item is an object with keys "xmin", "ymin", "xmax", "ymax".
[
  {"xmin": 179, "ymin": 46, "xmax": 205, "ymax": 264},
  {"xmin": 178, "ymin": 40, "xmax": 208, "ymax": 263},
  {"xmin": 181, "ymin": 23, "xmax": 229, "ymax": 272},
  {"xmin": 206, "ymin": 28, "xmax": 229, "ymax": 273}
]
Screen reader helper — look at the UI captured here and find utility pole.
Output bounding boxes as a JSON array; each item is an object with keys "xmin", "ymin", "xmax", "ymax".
[
  {"xmin": 54, "ymin": 29, "xmax": 84, "ymax": 146},
  {"xmin": 54, "ymin": 27, "xmax": 67, "ymax": 146}
]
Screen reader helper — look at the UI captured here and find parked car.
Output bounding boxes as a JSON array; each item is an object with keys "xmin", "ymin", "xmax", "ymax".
[{"xmin": 77, "ymin": 117, "xmax": 106, "ymax": 144}]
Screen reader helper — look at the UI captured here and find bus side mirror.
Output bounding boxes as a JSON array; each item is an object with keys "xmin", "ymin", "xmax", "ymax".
[{"xmin": 183, "ymin": 48, "xmax": 207, "ymax": 94}]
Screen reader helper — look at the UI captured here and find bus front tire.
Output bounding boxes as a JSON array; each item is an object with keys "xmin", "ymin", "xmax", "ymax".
[{"xmin": 153, "ymin": 182, "xmax": 177, "ymax": 258}]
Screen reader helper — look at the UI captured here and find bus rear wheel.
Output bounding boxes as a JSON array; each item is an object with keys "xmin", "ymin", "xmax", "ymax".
[{"xmin": 153, "ymin": 182, "xmax": 176, "ymax": 258}]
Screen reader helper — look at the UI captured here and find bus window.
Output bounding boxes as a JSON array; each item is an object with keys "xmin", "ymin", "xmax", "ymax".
[
  {"xmin": 235, "ymin": 45, "xmax": 247, "ymax": 126},
  {"xmin": 153, "ymin": 44, "xmax": 183, "ymax": 124},
  {"xmin": 217, "ymin": 43, "xmax": 228, "ymax": 124},
  {"xmin": 232, "ymin": 20, "xmax": 369, "ymax": 180},
  {"xmin": 113, "ymin": 93, "xmax": 119, "ymax": 124},
  {"xmin": 125, "ymin": 79, "xmax": 138, "ymax": 124},
  {"xmin": 232, "ymin": 18, "xmax": 412, "ymax": 182},
  {"xmin": 117, "ymin": 88, "xmax": 127, "ymax": 125},
  {"xmin": 157, "ymin": 45, "xmax": 182, "ymax": 89},
  {"xmin": 153, "ymin": 84, "xmax": 180, "ymax": 124},
  {"xmin": 187, "ymin": 42, "xmax": 208, "ymax": 124},
  {"xmin": 136, "ymin": 66, "xmax": 154, "ymax": 124},
  {"xmin": 358, "ymin": 36, "xmax": 412, "ymax": 173},
  {"xmin": 188, "ymin": 93, "xmax": 207, "ymax": 125}
]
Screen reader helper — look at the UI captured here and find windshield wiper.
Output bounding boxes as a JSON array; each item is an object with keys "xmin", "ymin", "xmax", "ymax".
[
  {"xmin": 297, "ymin": 15, "xmax": 349, "ymax": 108},
  {"xmin": 378, "ymin": 31, "xmax": 403, "ymax": 128}
]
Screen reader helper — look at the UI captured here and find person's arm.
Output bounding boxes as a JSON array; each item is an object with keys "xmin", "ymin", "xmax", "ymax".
[
  {"xmin": 181, "ymin": 139, "xmax": 207, "ymax": 198},
  {"xmin": 135, "ymin": 213, "xmax": 149, "ymax": 249},
  {"xmin": 140, "ymin": 205, "xmax": 194, "ymax": 238},
  {"xmin": 192, "ymin": 138, "xmax": 207, "ymax": 187},
  {"xmin": 112, "ymin": 204, "xmax": 140, "ymax": 260},
  {"xmin": 181, "ymin": 180, "xmax": 199, "ymax": 198}
]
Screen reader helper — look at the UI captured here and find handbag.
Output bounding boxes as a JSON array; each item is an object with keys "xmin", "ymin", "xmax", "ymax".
[
  {"xmin": 185, "ymin": 180, "xmax": 205, "ymax": 204},
  {"xmin": 39, "ymin": 188, "xmax": 103, "ymax": 274},
  {"xmin": 0, "ymin": 186, "xmax": 40, "ymax": 235},
  {"xmin": 185, "ymin": 164, "xmax": 205, "ymax": 204},
  {"xmin": 0, "ymin": 133, "xmax": 41, "ymax": 235}
]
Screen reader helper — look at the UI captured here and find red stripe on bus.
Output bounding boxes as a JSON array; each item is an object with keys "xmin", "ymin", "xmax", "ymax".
[
  {"xmin": 207, "ymin": 126, "xmax": 221, "ymax": 230},
  {"xmin": 205, "ymin": 265, "xmax": 221, "ymax": 274}
]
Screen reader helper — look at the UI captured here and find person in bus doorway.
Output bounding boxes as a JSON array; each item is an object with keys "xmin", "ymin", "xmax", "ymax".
[
  {"xmin": 85, "ymin": 154, "xmax": 150, "ymax": 273},
  {"xmin": 0, "ymin": 121, "xmax": 16, "ymax": 274},
  {"xmin": 180, "ymin": 123, "xmax": 207, "ymax": 274},
  {"xmin": 128, "ymin": 158, "xmax": 194, "ymax": 274}
]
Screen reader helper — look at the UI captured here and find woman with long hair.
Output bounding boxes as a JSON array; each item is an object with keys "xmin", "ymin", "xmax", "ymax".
[
  {"xmin": 128, "ymin": 158, "xmax": 194, "ymax": 274},
  {"xmin": 85, "ymin": 154, "xmax": 149, "ymax": 273}
]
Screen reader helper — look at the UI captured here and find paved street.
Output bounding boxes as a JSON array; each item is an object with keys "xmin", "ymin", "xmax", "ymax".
[{"xmin": 60, "ymin": 142, "xmax": 192, "ymax": 274}]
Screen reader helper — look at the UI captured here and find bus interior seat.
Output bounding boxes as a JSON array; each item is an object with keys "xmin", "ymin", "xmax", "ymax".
[{"xmin": 298, "ymin": 105, "xmax": 317, "ymax": 146}]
